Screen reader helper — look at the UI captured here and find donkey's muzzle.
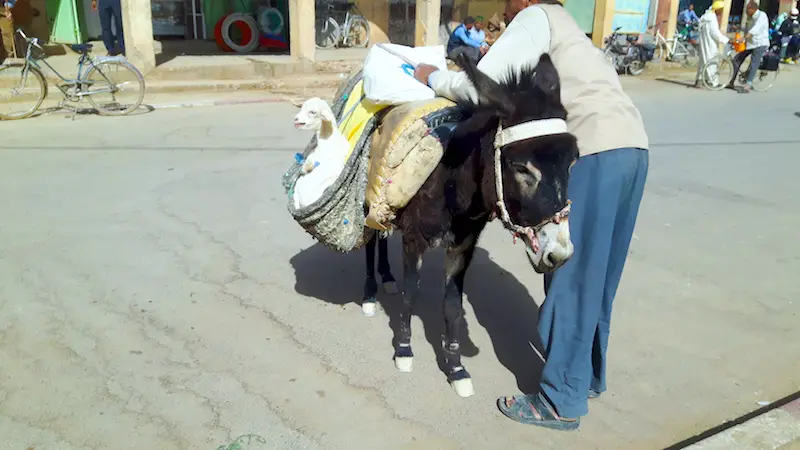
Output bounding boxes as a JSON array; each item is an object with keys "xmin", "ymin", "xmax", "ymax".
[{"xmin": 526, "ymin": 220, "xmax": 574, "ymax": 273}]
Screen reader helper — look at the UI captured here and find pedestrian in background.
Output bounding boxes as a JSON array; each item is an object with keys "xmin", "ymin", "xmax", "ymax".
[
  {"xmin": 92, "ymin": 0, "xmax": 125, "ymax": 56},
  {"xmin": 1, "ymin": 0, "xmax": 33, "ymax": 61},
  {"xmin": 695, "ymin": 1, "xmax": 729, "ymax": 88}
]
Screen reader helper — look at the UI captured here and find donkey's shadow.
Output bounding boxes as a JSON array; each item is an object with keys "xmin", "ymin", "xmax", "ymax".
[{"xmin": 289, "ymin": 237, "xmax": 545, "ymax": 393}]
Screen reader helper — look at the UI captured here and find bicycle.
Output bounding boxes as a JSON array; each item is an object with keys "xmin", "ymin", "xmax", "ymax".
[
  {"xmin": 650, "ymin": 20, "xmax": 697, "ymax": 66},
  {"xmin": 315, "ymin": 2, "xmax": 370, "ymax": 49},
  {"xmin": 700, "ymin": 42, "xmax": 779, "ymax": 92},
  {"xmin": 0, "ymin": 29, "xmax": 145, "ymax": 121}
]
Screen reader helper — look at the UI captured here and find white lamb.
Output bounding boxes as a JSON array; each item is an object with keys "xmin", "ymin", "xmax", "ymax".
[{"xmin": 292, "ymin": 97, "xmax": 349, "ymax": 210}]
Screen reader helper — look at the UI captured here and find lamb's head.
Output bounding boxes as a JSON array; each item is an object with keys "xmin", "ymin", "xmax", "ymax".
[{"xmin": 293, "ymin": 97, "xmax": 336, "ymax": 131}]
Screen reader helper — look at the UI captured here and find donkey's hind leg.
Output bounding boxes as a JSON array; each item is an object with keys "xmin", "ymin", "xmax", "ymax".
[
  {"xmin": 394, "ymin": 234, "xmax": 424, "ymax": 373},
  {"xmin": 442, "ymin": 238, "xmax": 478, "ymax": 398},
  {"xmin": 362, "ymin": 234, "xmax": 379, "ymax": 317},
  {"xmin": 377, "ymin": 236, "xmax": 398, "ymax": 294}
]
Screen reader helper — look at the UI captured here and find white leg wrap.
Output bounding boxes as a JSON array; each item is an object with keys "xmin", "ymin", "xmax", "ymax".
[
  {"xmin": 394, "ymin": 356, "xmax": 413, "ymax": 373},
  {"xmin": 451, "ymin": 378, "xmax": 474, "ymax": 398},
  {"xmin": 361, "ymin": 302, "xmax": 376, "ymax": 317}
]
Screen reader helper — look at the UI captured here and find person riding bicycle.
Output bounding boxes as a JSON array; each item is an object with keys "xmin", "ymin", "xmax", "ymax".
[
  {"xmin": 729, "ymin": 0, "xmax": 769, "ymax": 92},
  {"xmin": 678, "ymin": 4, "xmax": 700, "ymax": 41},
  {"xmin": 695, "ymin": 1, "xmax": 729, "ymax": 88}
]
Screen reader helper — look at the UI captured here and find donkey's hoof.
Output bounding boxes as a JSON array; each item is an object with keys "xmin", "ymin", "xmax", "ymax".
[
  {"xmin": 394, "ymin": 345, "xmax": 414, "ymax": 372},
  {"xmin": 450, "ymin": 377, "xmax": 474, "ymax": 398},
  {"xmin": 382, "ymin": 281, "xmax": 399, "ymax": 295},
  {"xmin": 448, "ymin": 369, "xmax": 474, "ymax": 398},
  {"xmin": 361, "ymin": 301, "xmax": 377, "ymax": 317},
  {"xmin": 394, "ymin": 356, "xmax": 413, "ymax": 372}
]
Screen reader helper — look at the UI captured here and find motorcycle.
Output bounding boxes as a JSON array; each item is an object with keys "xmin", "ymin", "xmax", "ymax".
[{"xmin": 603, "ymin": 26, "xmax": 656, "ymax": 76}]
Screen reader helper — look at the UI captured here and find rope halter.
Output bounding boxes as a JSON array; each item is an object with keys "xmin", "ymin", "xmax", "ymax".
[{"xmin": 493, "ymin": 118, "xmax": 572, "ymax": 253}]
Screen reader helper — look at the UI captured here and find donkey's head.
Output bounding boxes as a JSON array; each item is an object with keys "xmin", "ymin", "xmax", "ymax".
[{"xmin": 457, "ymin": 53, "xmax": 579, "ymax": 273}]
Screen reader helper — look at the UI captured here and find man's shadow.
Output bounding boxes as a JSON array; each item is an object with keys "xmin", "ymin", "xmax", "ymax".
[{"xmin": 289, "ymin": 237, "xmax": 545, "ymax": 393}]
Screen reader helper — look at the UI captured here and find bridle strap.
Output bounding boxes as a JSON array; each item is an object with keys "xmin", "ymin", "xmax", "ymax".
[
  {"xmin": 493, "ymin": 118, "xmax": 571, "ymax": 242},
  {"xmin": 494, "ymin": 118, "xmax": 569, "ymax": 148}
]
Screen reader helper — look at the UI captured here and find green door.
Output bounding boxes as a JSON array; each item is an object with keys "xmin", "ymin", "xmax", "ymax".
[
  {"xmin": 46, "ymin": 0, "xmax": 84, "ymax": 44},
  {"xmin": 564, "ymin": 0, "xmax": 597, "ymax": 33}
]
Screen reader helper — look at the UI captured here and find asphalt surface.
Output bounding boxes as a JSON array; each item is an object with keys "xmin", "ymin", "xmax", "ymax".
[{"xmin": 1, "ymin": 76, "xmax": 799, "ymax": 450}]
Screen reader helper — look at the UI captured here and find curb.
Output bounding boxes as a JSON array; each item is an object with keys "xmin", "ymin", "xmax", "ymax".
[
  {"xmin": 150, "ymin": 96, "xmax": 291, "ymax": 110},
  {"xmin": 671, "ymin": 394, "xmax": 800, "ymax": 450},
  {"xmin": 30, "ymin": 95, "xmax": 295, "ymax": 119}
]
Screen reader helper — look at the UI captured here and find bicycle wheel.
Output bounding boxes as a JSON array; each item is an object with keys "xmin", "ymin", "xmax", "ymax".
[
  {"xmin": 346, "ymin": 15, "xmax": 370, "ymax": 48},
  {"xmin": 627, "ymin": 48, "xmax": 645, "ymax": 76},
  {"xmin": 0, "ymin": 63, "xmax": 47, "ymax": 120},
  {"xmin": 653, "ymin": 43, "xmax": 665, "ymax": 61},
  {"xmin": 701, "ymin": 58, "xmax": 733, "ymax": 91},
  {"xmin": 752, "ymin": 67, "xmax": 778, "ymax": 92},
  {"xmin": 316, "ymin": 17, "xmax": 340, "ymax": 49},
  {"xmin": 84, "ymin": 60, "xmax": 145, "ymax": 116}
]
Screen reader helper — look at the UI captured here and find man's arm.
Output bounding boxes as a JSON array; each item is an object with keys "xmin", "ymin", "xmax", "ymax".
[
  {"xmin": 710, "ymin": 15, "xmax": 730, "ymax": 44},
  {"xmin": 424, "ymin": 6, "xmax": 551, "ymax": 104},
  {"xmin": 454, "ymin": 26, "xmax": 483, "ymax": 48}
]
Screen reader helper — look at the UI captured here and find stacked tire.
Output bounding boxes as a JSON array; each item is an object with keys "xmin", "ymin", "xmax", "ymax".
[{"xmin": 215, "ymin": 12, "xmax": 259, "ymax": 53}]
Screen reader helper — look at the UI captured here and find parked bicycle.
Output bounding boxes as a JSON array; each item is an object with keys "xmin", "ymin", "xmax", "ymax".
[
  {"xmin": 649, "ymin": 20, "xmax": 698, "ymax": 66},
  {"xmin": 315, "ymin": 2, "xmax": 370, "ymax": 49},
  {"xmin": 700, "ymin": 41, "xmax": 780, "ymax": 91},
  {"xmin": 0, "ymin": 29, "xmax": 145, "ymax": 121}
]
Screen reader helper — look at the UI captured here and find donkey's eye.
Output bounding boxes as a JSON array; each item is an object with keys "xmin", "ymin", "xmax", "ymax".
[{"xmin": 512, "ymin": 164, "xmax": 529, "ymax": 175}]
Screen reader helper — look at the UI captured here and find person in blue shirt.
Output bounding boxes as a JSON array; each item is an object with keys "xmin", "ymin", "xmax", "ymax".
[
  {"xmin": 677, "ymin": 4, "xmax": 700, "ymax": 41},
  {"xmin": 446, "ymin": 16, "xmax": 487, "ymax": 65},
  {"xmin": 678, "ymin": 4, "xmax": 700, "ymax": 25},
  {"xmin": 469, "ymin": 16, "xmax": 488, "ymax": 46}
]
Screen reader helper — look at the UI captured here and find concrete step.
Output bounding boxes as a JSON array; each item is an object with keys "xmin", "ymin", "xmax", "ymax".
[{"xmin": 148, "ymin": 56, "xmax": 361, "ymax": 82}]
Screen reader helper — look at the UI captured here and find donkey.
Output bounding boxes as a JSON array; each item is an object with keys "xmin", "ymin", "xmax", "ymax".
[{"xmin": 390, "ymin": 53, "xmax": 579, "ymax": 397}]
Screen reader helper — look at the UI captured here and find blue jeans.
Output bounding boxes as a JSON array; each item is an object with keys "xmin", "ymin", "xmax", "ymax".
[
  {"xmin": 732, "ymin": 46, "xmax": 767, "ymax": 86},
  {"xmin": 99, "ymin": 0, "xmax": 124, "ymax": 54},
  {"xmin": 538, "ymin": 147, "xmax": 649, "ymax": 418}
]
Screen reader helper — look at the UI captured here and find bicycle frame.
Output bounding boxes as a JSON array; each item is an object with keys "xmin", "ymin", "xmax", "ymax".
[
  {"xmin": 340, "ymin": 3, "xmax": 363, "ymax": 47},
  {"xmin": 14, "ymin": 30, "xmax": 123, "ymax": 101}
]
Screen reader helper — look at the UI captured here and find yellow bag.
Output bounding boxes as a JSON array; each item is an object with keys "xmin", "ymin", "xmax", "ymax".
[{"xmin": 337, "ymin": 79, "xmax": 389, "ymax": 161}]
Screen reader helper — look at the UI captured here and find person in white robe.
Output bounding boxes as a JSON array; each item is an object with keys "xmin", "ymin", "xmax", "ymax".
[{"xmin": 695, "ymin": 0, "xmax": 730, "ymax": 87}]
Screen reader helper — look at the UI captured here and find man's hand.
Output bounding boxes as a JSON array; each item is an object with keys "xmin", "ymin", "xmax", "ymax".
[
  {"xmin": 414, "ymin": 63, "xmax": 438, "ymax": 86},
  {"xmin": 479, "ymin": 45, "xmax": 489, "ymax": 56},
  {"xmin": 91, "ymin": 0, "xmax": 97, "ymax": 11}
]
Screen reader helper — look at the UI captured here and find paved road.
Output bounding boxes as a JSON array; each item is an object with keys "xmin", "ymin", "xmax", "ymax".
[{"xmin": 1, "ymin": 78, "xmax": 799, "ymax": 450}]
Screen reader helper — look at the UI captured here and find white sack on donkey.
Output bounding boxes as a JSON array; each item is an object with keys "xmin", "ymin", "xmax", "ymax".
[
  {"xmin": 292, "ymin": 97, "xmax": 349, "ymax": 209},
  {"xmin": 362, "ymin": 43, "xmax": 449, "ymax": 105}
]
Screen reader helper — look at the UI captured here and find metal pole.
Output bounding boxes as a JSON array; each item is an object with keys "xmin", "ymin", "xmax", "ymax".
[{"xmin": 193, "ymin": 0, "xmax": 199, "ymax": 39}]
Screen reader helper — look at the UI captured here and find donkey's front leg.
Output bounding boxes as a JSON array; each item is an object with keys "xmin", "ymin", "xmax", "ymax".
[
  {"xmin": 362, "ymin": 234, "xmax": 379, "ymax": 317},
  {"xmin": 443, "ymin": 238, "xmax": 478, "ymax": 398},
  {"xmin": 394, "ymin": 236, "xmax": 423, "ymax": 373},
  {"xmin": 377, "ymin": 236, "xmax": 399, "ymax": 294}
]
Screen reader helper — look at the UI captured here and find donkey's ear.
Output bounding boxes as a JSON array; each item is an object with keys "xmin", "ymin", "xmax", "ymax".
[
  {"xmin": 456, "ymin": 53, "xmax": 514, "ymax": 117},
  {"xmin": 533, "ymin": 54, "xmax": 561, "ymax": 102}
]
